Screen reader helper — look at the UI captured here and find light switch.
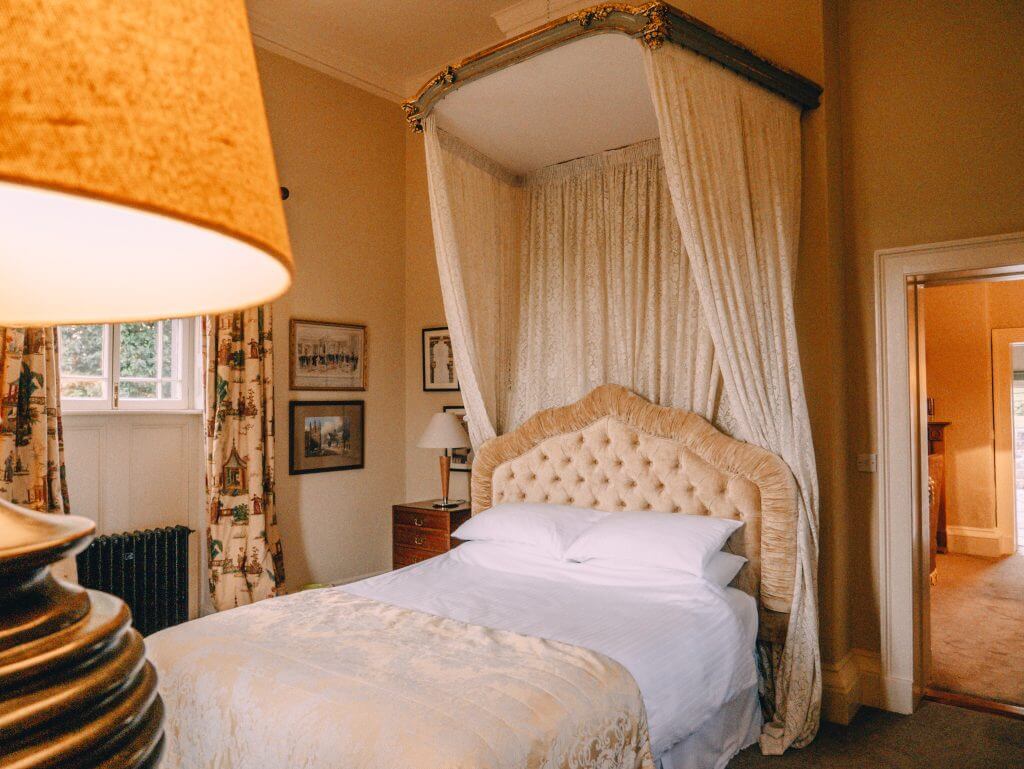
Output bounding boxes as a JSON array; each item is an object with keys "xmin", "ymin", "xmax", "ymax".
[{"xmin": 856, "ymin": 453, "xmax": 877, "ymax": 473}]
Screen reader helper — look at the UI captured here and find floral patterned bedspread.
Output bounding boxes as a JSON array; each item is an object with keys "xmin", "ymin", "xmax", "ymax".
[{"xmin": 147, "ymin": 588, "xmax": 655, "ymax": 769}]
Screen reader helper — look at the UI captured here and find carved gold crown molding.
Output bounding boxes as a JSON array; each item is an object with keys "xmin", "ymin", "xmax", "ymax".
[{"xmin": 402, "ymin": 1, "xmax": 821, "ymax": 133}]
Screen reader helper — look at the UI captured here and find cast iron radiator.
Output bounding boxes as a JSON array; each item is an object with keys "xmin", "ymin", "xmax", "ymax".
[{"xmin": 76, "ymin": 525, "xmax": 193, "ymax": 636}]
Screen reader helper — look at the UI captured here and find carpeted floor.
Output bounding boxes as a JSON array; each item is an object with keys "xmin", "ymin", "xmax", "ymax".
[
  {"xmin": 727, "ymin": 702, "xmax": 1024, "ymax": 768},
  {"xmin": 929, "ymin": 551, "xmax": 1024, "ymax": 705}
]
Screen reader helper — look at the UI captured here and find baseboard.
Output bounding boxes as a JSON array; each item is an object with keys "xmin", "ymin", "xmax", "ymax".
[
  {"xmin": 853, "ymin": 648, "xmax": 916, "ymax": 714},
  {"xmin": 331, "ymin": 569, "xmax": 388, "ymax": 586},
  {"xmin": 822, "ymin": 652, "xmax": 862, "ymax": 724},
  {"xmin": 945, "ymin": 525, "xmax": 1012, "ymax": 557}
]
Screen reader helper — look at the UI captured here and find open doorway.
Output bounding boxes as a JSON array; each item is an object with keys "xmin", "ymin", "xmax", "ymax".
[{"xmin": 922, "ymin": 280, "xmax": 1024, "ymax": 712}]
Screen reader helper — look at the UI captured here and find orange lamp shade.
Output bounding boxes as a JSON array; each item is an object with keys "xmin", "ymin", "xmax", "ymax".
[{"xmin": 0, "ymin": 1, "xmax": 293, "ymax": 325}]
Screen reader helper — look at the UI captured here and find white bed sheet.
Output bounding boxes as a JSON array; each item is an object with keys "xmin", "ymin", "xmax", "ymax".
[{"xmin": 345, "ymin": 541, "xmax": 759, "ymax": 759}]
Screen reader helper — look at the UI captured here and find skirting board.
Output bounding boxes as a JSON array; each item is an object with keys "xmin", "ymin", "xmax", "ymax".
[
  {"xmin": 821, "ymin": 652, "xmax": 862, "ymax": 725},
  {"xmin": 852, "ymin": 649, "xmax": 917, "ymax": 714},
  {"xmin": 822, "ymin": 648, "xmax": 918, "ymax": 723},
  {"xmin": 945, "ymin": 525, "xmax": 1013, "ymax": 558}
]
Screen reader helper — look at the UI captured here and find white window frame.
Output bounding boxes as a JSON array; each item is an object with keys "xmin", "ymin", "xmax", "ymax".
[{"xmin": 61, "ymin": 318, "xmax": 198, "ymax": 413}]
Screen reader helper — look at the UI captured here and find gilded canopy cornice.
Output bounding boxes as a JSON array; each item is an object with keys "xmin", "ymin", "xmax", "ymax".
[{"xmin": 402, "ymin": 1, "xmax": 822, "ymax": 132}]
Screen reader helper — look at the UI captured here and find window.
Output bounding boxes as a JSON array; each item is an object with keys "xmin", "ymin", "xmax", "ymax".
[{"xmin": 59, "ymin": 318, "xmax": 198, "ymax": 411}]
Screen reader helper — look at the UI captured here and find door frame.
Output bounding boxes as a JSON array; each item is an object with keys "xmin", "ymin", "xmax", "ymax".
[
  {"xmin": 874, "ymin": 231, "xmax": 1024, "ymax": 712},
  {"xmin": 992, "ymin": 327, "xmax": 1024, "ymax": 555}
]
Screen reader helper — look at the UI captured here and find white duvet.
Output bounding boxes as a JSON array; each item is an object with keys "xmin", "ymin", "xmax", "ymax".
[{"xmin": 344, "ymin": 541, "xmax": 759, "ymax": 758}]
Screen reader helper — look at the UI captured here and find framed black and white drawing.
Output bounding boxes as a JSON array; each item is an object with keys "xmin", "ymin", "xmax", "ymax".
[
  {"xmin": 289, "ymin": 400, "xmax": 364, "ymax": 474},
  {"xmin": 290, "ymin": 319, "xmax": 367, "ymax": 391},
  {"xmin": 442, "ymin": 405, "xmax": 472, "ymax": 472},
  {"xmin": 422, "ymin": 326, "xmax": 459, "ymax": 392}
]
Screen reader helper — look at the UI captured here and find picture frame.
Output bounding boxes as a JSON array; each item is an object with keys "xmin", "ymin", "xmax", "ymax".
[
  {"xmin": 443, "ymin": 405, "xmax": 473, "ymax": 473},
  {"xmin": 289, "ymin": 400, "xmax": 364, "ymax": 474},
  {"xmin": 422, "ymin": 326, "xmax": 459, "ymax": 391},
  {"xmin": 290, "ymin": 319, "xmax": 367, "ymax": 391}
]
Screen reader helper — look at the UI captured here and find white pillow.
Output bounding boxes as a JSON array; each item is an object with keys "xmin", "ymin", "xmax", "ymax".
[
  {"xmin": 563, "ymin": 510, "xmax": 744, "ymax": 577},
  {"xmin": 452, "ymin": 503, "xmax": 609, "ymax": 560},
  {"xmin": 704, "ymin": 551, "xmax": 747, "ymax": 588}
]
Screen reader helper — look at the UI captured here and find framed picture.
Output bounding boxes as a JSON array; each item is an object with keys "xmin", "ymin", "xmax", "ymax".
[
  {"xmin": 422, "ymin": 326, "xmax": 459, "ymax": 391},
  {"xmin": 290, "ymin": 319, "xmax": 367, "ymax": 391},
  {"xmin": 289, "ymin": 400, "xmax": 364, "ymax": 474},
  {"xmin": 443, "ymin": 405, "xmax": 473, "ymax": 472}
]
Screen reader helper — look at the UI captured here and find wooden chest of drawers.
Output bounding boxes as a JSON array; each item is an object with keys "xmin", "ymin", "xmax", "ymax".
[{"xmin": 392, "ymin": 501, "xmax": 471, "ymax": 569}]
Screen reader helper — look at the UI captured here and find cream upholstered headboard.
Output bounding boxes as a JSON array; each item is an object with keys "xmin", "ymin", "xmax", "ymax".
[{"xmin": 472, "ymin": 385, "xmax": 798, "ymax": 642}]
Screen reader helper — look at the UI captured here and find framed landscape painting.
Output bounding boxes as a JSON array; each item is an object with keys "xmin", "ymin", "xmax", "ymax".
[
  {"xmin": 290, "ymin": 319, "xmax": 367, "ymax": 391},
  {"xmin": 443, "ymin": 405, "xmax": 473, "ymax": 473},
  {"xmin": 289, "ymin": 400, "xmax": 364, "ymax": 474},
  {"xmin": 422, "ymin": 326, "xmax": 459, "ymax": 391}
]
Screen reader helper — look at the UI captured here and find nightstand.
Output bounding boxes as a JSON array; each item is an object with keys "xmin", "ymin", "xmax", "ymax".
[{"xmin": 392, "ymin": 500, "xmax": 472, "ymax": 569}]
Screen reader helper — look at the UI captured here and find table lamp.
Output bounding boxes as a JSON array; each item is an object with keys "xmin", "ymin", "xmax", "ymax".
[
  {"xmin": 0, "ymin": 2, "xmax": 293, "ymax": 767},
  {"xmin": 418, "ymin": 412, "xmax": 470, "ymax": 509}
]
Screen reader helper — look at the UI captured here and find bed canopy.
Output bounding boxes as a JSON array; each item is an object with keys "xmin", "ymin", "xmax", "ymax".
[{"xmin": 404, "ymin": 2, "xmax": 822, "ymax": 756}]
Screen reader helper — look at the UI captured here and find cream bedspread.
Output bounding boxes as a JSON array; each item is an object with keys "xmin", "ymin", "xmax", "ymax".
[{"xmin": 147, "ymin": 589, "xmax": 655, "ymax": 769}]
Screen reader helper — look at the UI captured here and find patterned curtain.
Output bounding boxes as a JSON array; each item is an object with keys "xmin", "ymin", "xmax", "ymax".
[
  {"xmin": 203, "ymin": 306, "xmax": 284, "ymax": 610},
  {"xmin": 0, "ymin": 327, "xmax": 70, "ymax": 515}
]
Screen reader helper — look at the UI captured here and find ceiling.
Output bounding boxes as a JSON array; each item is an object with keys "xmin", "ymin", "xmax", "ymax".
[
  {"xmin": 246, "ymin": 0, "xmax": 590, "ymax": 102},
  {"xmin": 435, "ymin": 34, "xmax": 658, "ymax": 174}
]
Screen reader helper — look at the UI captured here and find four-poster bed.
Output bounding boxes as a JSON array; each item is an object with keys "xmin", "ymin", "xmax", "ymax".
[{"xmin": 147, "ymin": 4, "xmax": 824, "ymax": 767}]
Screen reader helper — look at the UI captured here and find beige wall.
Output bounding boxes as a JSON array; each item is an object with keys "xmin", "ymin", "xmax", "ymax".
[
  {"xmin": 923, "ymin": 282, "xmax": 1024, "ymax": 531},
  {"xmin": 840, "ymin": 0, "xmax": 1024, "ymax": 651},
  {"xmin": 256, "ymin": 49, "xmax": 408, "ymax": 590}
]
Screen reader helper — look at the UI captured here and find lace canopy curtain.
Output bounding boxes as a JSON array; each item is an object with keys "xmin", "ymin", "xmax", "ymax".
[
  {"xmin": 203, "ymin": 306, "xmax": 285, "ymax": 611},
  {"xmin": 423, "ymin": 39, "xmax": 819, "ymax": 754},
  {"xmin": 645, "ymin": 44, "xmax": 819, "ymax": 753},
  {"xmin": 0, "ymin": 327, "xmax": 73, "ymax": 579},
  {"xmin": 424, "ymin": 123, "xmax": 726, "ymax": 440}
]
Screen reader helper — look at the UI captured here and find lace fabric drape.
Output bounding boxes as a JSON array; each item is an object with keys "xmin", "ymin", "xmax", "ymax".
[
  {"xmin": 423, "ymin": 123, "xmax": 725, "ymax": 444},
  {"xmin": 645, "ymin": 43, "xmax": 821, "ymax": 752}
]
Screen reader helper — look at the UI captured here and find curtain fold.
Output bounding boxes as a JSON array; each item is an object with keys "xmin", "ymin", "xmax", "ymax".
[
  {"xmin": 644, "ymin": 43, "xmax": 820, "ymax": 752},
  {"xmin": 0, "ymin": 327, "xmax": 73, "ymax": 579},
  {"xmin": 510, "ymin": 138, "xmax": 723, "ymax": 429},
  {"xmin": 424, "ymin": 124, "xmax": 726, "ymax": 440},
  {"xmin": 203, "ymin": 306, "xmax": 284, "ymax": 610},
  {"xmin": 424, "ymin": 119, "xmax": 522, "ymax": 447}
]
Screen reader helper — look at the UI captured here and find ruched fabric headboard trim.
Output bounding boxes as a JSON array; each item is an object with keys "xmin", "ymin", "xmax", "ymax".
[{"xmin": 472, "ymin": 384, "xmax": 798, "ymax": 643}]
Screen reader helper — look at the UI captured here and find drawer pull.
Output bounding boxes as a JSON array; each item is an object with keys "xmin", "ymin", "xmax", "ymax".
[
  {"xmin": 413, "ymin": 516, "xmax": 424, "ymax": 527},
  {"xmin": 414, "ymin": 535, "xmax": 425, "ymax": 546}
]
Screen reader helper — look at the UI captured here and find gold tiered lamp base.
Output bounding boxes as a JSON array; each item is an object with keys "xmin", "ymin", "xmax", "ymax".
[{"xmin": 0, "ymin": 498, "xmax": 165, "ymax": 768}]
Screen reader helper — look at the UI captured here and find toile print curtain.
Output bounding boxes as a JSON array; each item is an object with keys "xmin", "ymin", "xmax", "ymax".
[
  {"xmin": 0, "ymin": 327, "xmax": 70, "ymax": 514},
  {"xmin": 203, "ymin": 306, "xmax": 284, "ymax": 611}
]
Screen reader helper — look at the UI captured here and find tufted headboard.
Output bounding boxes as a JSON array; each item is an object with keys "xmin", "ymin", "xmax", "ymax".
[{"xmin": 472, "ymin": 385, "xmax": 798, "ymax": 642}]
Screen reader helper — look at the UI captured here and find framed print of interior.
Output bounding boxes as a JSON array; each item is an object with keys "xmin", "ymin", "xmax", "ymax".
[
  {"xmin": 290, "ymin": 319, "xmax": 367, "ymax": 391},
  {"xmin": 289, "ymin": 400, "xmax": 365, "ymax": 475},
  {"xmin": 422, "ymin": 326, "xmax": 459, "ymax": 391}
]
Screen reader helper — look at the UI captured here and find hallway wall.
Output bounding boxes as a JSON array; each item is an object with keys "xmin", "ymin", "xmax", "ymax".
[{"xmin": 924, "ymin": 281, "xmax": 1024, "ymax": 535}]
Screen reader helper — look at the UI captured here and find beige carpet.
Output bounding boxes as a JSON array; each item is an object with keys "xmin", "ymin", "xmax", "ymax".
[
  {"xmin": 929, "ymin": 552, "xmax": 1024, "ymax": 705},
  {"xmin": 727, "ymin": 703, "xmax": 1024, "ymax": 768}
]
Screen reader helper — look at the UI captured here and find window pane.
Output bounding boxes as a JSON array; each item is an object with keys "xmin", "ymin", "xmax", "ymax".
[
  {"xmin": 59, "ymin": 325, "xmax": 105, "ymax": 377},
  {"xmin": 120, "ymin": 322, "xmax": 158, "ymax": 378},
  {"xmin": 120, "ymin": 381, "xmax": 157, "ymax": 399},
  {"xmin": 61, "ymin": 379, "xmax": 104, "ymax": 399},
  {"xmin": 161, "ymin": 321, "xmax": 174, "ymax": 379}
]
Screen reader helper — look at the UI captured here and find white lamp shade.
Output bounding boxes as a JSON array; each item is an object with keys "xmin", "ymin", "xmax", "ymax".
[
  {"xmin": 0, "ymin": 1, "xmax": 293, "ymax": 325},
  {"xmin": 418, "ymin": 412, "xmax": 469, "ymax": 449}
]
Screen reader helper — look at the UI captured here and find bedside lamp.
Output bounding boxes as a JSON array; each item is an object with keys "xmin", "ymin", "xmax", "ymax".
[
  {"xmin": 418, "ymin": 412, "xmax": 470, "ymax": 509},
  {"xmin": 0, "ymin": 2, "xmax": 293, "ymax": 767}
]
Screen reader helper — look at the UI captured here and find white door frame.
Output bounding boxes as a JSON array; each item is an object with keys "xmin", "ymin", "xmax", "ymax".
[
  {"xmin": 992, "ymin": 327, "xmax": 1024, "ymax": 555},
  {"xmin": 874, "ymin": 231, "xmax": 1024, "ymax": 712}
]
